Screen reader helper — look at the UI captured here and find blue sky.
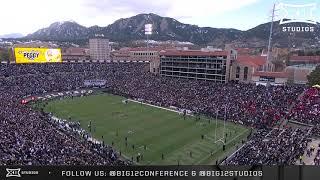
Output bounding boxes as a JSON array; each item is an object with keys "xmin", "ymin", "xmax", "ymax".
[
  {"xmin": 188, "ymin": 0, "xmax": 320, "ymax": 30},
  {"xmin": 0, "ymin": 0, "xmax": 319, "ymax": 35}
]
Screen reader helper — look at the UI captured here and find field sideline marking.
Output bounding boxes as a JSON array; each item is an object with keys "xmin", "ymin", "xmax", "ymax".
[
  {"xmin": 195, "ymin": 129, "xmax": 249, "ymax": 165},
  {"xmin": 221, "ymin": 140, "xmax": 250, "ymax": 165},
  {"xmin": 127, "ymin": 99, "xmax": 188, "ymax": 115}
]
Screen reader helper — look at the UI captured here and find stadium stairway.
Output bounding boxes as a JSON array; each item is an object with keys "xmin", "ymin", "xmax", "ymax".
[{"xmin": 297, "ymin": 139, "xmax": 320, "ymax": 165}]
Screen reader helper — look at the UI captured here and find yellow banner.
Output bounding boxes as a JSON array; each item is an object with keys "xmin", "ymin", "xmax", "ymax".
[{"xmin": 14, "ymin": 48, "xmax": 62, "ymax": 63}]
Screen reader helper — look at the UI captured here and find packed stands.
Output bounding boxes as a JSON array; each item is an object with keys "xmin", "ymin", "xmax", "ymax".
[{"xmin": 0, "ymin": 63, "xmax": 315, "ymax": 165}]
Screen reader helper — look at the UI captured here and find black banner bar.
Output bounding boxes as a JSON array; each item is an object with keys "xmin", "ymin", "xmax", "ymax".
[{"xmin": 1, "ymin": 166, "xmax": 320, "ymax": 180}]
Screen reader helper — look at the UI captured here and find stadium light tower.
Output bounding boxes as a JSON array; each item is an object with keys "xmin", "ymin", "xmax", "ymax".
[
  {"xmin": 145, "ymin": 24, "xmax": 153, "ymax": 61},
  {"xmin": 266, "ymin": 3, "xmax": 279, "ymax": 71}
]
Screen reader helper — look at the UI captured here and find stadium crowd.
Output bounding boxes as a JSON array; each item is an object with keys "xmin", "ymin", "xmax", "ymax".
[
  {"xmin": 288, "ymin": 87, "xmax": 320, "ymax": 126},
  {"xmin": 314, "ymin": 146, "xmax": 320, "ymax": 165},
  {"xmin": 110, "ymin": 69, "xmax": 304, "ymax": 129},
  {"xmin": 0, "ymin": 62, "xmax": 317, "ymax": 165},
  {"xmin": 0, "ymin": 63, "xmax": 135, "ymax": 165},
  {"xmin": 224, "ymin": 128, "xmax": 311, "ymax": 165}
]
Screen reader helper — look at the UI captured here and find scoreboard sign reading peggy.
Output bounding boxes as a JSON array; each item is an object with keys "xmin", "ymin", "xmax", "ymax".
[{"xmin": 14, "ymin": 48, "xmax": 62, "ymax": 64}]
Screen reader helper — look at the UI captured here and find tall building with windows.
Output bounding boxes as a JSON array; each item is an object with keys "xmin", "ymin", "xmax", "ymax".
[
  {"xmin": 159, "ymin": 50, "xmax": 233, "ymax": 83},
  {"xmin": 89, "ymin": 38, "xmax": 110, "ymax": 60}
]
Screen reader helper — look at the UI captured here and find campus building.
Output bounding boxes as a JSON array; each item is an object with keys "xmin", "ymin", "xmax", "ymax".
[
  {"xmin": 230, "ymin": 55, "xmax": 275, "ymax": 83},
  {"xmin": 159, "ymin": 49, "xmax": 235, "ymax": 83},
  {"xmin": 62, "ymin": 47, "xmax": 90, "ymax": 61},
  {"xmin": 111, "ymin": 47, "xmax": 164, "ymax": 74},
  {"xmin": 89, "ymin": 38, "xmax": 110, "ymax": 60},
  {"xmin": 284, "ymin": 55, "xmax": 320, "ymax": 84}
]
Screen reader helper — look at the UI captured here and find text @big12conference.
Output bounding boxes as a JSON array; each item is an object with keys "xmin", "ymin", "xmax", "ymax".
[{"xmin": 61, "ymin": 170, "xmax": 263, "ymax": 177}]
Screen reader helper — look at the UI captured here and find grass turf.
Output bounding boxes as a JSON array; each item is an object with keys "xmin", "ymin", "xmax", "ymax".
[{"xmin": 36, "ymin": 93, "xmax": 250, "ymax": 165}]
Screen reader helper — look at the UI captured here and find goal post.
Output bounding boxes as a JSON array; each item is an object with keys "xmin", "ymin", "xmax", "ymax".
[{"xmin": 214, "ymin": 106, "xmax": 227, "ymax": 144}]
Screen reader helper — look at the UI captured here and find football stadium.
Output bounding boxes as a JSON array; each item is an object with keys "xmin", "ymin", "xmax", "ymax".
[
  {"xmin": 35, "ymin": 93, "xmax": 249, "ymax": 165},
  {"xmin": 3, "ymin": 0, "xmax": 320, "ymax": 179},
  {"xmin": 1, "ymin": 61, "xmax": 319, "ymax": 167}
]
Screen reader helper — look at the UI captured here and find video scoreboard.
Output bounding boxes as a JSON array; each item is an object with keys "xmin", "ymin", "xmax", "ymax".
[{"xmin": 14, "ymin": 48, "xmax": 62, "ymax": 64}]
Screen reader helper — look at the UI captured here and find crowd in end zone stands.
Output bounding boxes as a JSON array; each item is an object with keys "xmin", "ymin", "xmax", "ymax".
[
  {"xmin": 290, "ymin": 87, "xmax": 320, "ymax": 165},
  {"xmin": 226, "ymin": 87, "xmax": 319, "ymax": 165},
  {"xmin": 0, "ymin": 63, "xmax": 318, "ymax": 165},
  {"xmin": 289, "ymin": 87, "xmax": 320, "ymax": 126},
  {"xmin": 225, "ymin": 128, "xmax": 311, "ymax": 165}
]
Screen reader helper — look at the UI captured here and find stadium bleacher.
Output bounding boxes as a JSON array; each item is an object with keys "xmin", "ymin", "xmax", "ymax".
[{"xmin": 0, "ymin": 62, "xmax": 318, "ymax": 165}]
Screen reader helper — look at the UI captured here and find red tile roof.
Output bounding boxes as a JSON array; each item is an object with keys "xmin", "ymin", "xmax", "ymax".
[
  {"xmin": 290, "ymin": 55, "xmax": 320, "ymax": 62},
  {"xmin": 121, "ymin": 47, "xmax": 165, "ymax": 52},
  {"xmin": 112, "ymin": 54, "xmax": 130, "ymax": 57},
  {"xmin": 235, "ymin": 48, "xmax": 251, "ymax": 55},
  {"xmin": 253, "ymin": 71, "xmax": 289, "ymax": 78},
  {"xmin": 236, "ymin": 55, "xmax": 267, "ymax": 67},
  {"xmin": 160, "ymin": 50, "xmax": 228, "ymax": 56},
  {"xmin": 64, "ymin": 48, "xmax": 87, "ymax": 55},
  {"xmin": 111, "ymin": 50, "xmax": 130, "ymax": 57}
]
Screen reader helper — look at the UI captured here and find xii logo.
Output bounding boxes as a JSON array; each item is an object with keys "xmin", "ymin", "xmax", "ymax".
[
  {"xmin": 278, "ymin": 3, "xmax": 317, "ymax": 32},
  {"xmin": 6, "ymin": 168, "xmax": 21, "ymax": 178}
]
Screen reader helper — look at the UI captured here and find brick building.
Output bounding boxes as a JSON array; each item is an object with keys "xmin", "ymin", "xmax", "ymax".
[{"xmin": 62, "ymin": 47, "xmax": 89, "ymax": 61}]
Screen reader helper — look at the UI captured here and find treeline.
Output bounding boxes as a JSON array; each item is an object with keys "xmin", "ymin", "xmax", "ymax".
[
  {"xmin": 0, "ymin": 48, "xmax": 13, "ymax": 62},
  {"xmin": 307, "ymin": 65, "xmax": 320, "ymax": 86}
]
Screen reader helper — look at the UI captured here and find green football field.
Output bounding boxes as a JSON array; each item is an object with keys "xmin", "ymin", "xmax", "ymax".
[{"xmin": 36, "ymin": 93, "xmax": 250, "ymax": 165}]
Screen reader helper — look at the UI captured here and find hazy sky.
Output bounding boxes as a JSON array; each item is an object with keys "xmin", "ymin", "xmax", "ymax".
[{"xmin": 0, "ymin": 0, "xmax": 319, "ymax": 35}]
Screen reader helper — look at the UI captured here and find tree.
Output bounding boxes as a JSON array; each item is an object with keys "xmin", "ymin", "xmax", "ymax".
[
  {"xmin": 8, "ymin": 48, "xmax": 14, "ymax": 62},
  {"xmin": 307, "ymin": 65, "xmax": 320, "ymax": 86},
  {"xmin": 0, "ymin": 48, "xmax": 10, "ymax": 62}
]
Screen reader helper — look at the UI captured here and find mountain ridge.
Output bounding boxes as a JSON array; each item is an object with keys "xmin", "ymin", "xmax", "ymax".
[
  {"xmin": 24, "ymin": 13, "xmax": 320, "ymax": 48},
  {"xmin": 0, "ymin": 33, "xmax": 24, "ymax": 39}
]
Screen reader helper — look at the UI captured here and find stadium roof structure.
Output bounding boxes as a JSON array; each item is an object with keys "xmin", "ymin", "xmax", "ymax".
[{"xmin": 160, "ymin": 50, "xmax": 228, "ymax": 56}]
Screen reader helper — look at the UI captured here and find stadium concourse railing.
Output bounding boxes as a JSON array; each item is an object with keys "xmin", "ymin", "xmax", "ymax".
[{"xmin": 288, "ymin": 120, "xmax": 314, "ymax": 128}]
